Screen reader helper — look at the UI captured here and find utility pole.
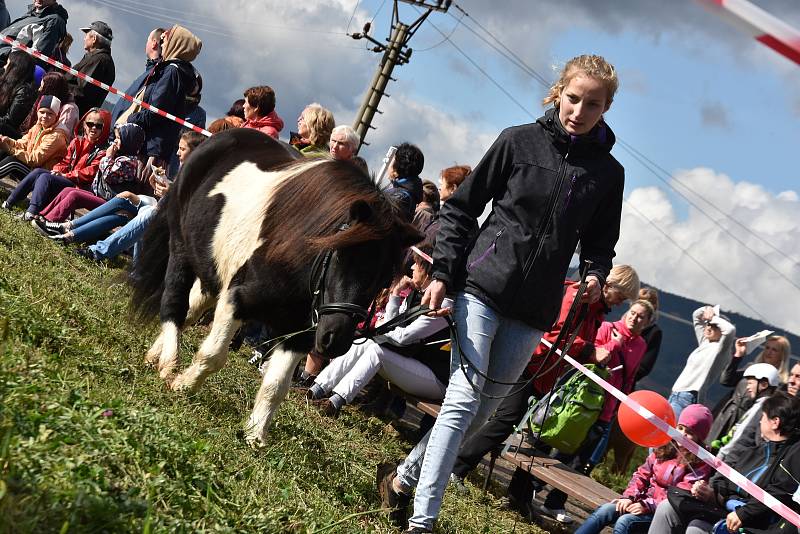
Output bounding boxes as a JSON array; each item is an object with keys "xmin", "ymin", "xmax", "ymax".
[{"xmin": 350, "ymin": 0, "xmax": 452, "ymax": 151}]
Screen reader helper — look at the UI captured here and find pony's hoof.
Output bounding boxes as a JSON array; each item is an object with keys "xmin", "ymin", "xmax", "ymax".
[
  {"xmin": 144, "ymin": 352, "xmax": 160, "ymax": 367},
  {"xmin": 158, "ymin": 366, "xmax": 176, "ymax": 380},
  {"xmin": 167, "ymin": 374, "xmax": 191, "ymax": 392},
  {"xmin": 244, "ymin": 431, "xmax": 267, "ymax": 449}
]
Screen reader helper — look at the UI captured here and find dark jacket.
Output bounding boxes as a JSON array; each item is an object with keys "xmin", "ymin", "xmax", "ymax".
[
  {"xmin": 110, "ymin": 57, "xmax": 159, "ymax": 126},
  {"xmin": 432, "ymin": 108, "xmax": 624, "ymax": 330},
  {"xmin": 70, "ymin": 47, "xmax": 115, "ymax": 116},
  {"xmin": 127, "ymin": 59, "xmax": 197, "ymax": 160},
  {"xmin": 0, "ymin": 82, "xmax": 37, "ymax": 138},
  {"xmin": 710, "ymin": 356, "xmax": 758, "ymax": 443},
  {"xmin": 635, "ymin": 322, "xmax": 663, "ymax": 382},
  {"xmin": 0, "ymin": 2, "xmax": 68, "ymax": 64}
]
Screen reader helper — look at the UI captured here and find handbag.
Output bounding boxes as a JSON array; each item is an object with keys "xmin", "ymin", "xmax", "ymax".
[{"xmin": 667, "ymin": 486, "xmax": 728, "ymax": 524}]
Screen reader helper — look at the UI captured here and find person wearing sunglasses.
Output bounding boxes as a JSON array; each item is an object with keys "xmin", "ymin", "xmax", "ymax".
[{"xmin": 1, "ymin": 107, "xmax": 111, "ymax": 220}]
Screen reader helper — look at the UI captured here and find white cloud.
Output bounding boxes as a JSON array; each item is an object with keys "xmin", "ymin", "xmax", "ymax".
[{"xmin": 616, "ymin": 168, "xmax": 800, "ymax": 333}]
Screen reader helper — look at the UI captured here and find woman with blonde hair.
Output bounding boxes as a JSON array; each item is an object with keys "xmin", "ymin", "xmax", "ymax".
[
  {"xmin": 377, "ymin": 54, "xmax": 626, "ymax": 533},
  {"xmin": 292, "ymin": 102, "xmax": 334, "ymax": 157},
  {"xmin": 708, "ymin": 334, "xmax": 792, "ymax": 445}
]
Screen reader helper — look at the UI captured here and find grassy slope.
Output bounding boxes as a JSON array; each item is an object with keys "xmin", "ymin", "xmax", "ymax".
[{"xmin": 0, "ymin": 211, "xmax": 548, "ymax": 534}]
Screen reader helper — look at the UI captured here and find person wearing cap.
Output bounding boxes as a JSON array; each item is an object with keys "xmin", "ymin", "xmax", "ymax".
[
  {"xmin": 578, "ymin": 404, "xmax": 714, "ymax": 534},
  {"xmin": 110, "ymin": 28, "xmax": 165, "ymax": 126},
  {"xmin": 715, "ymin": 363, "xmax": 780, "ymax": 458},
  {"xmin": 669, "ymin": 305, "xmax": 736, "ymax": 420},
  {"xmin": 649, "ymin": 392, "xmax": 800, "ymax": 534},
  {"xmin": 68, "ymin": 21, "xmax": 115, "ymax": 116},
  {"xmin": 0, "ymin": 95, "xmax": 67, "ymax": 185},
  {"xmin": 0, "ymin": 0, "xmax": 68, "ymax": 67}
]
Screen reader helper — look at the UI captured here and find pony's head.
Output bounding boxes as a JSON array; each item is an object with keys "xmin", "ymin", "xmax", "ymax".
[{"xmin": 262, "ymin": 159, "xmax": 422, "ymax": 357}]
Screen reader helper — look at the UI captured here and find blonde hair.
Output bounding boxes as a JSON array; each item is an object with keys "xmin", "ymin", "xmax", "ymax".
[
  {"xmin": 630, "ymin": 299, "xmax": 655, "ymax": 322},
  {"xmin": 606, "ymin": 265, "xmax": 640, "ymax": 302},
  {"xmin": 302, "ymin": 103, "xmax": 335, "ymax": 147},
  {"xmin": 754, "ymin": 335, "xmax": 792, "ymax": 383},
  {"xmin": 639, "ymin": 287, "xmax": 659, "ymax": 323},
  {"xmin": 542, "ymin": 54, "xmax": 619, "ymax": 110}
]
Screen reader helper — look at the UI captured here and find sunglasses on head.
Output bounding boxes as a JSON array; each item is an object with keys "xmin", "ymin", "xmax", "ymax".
[{"xmin": 85, "ymin": 121, "xmax": 104, "ymax": 129}]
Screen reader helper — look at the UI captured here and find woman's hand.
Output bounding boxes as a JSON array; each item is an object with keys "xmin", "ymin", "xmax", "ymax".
[
  {"xmin": 614, "ymin": 498, "xmax": 632, "ymax": 513},
  {"xmin": 725, "ymin": 511, "xmax": 742, "ymax": 532},
  {"xmin": 107, "ymin": 138, "xmax": 120, "ymax": 158},
  {"xmin": 691, "ymin": 480, "xmax": 715, "ymax": 502},
  {"xmin": 625, "ymin": 502, "xmax": 647, "ymax": 515},
  {"xmin": 733, "ymin": 338, "xmax": 747, "ymax": 359},
  {"xmin": 580, "ymin": 275, "xmax": 601, "ymax": 304},
  {"xmin": 390, "ymin": 275, "xmax": 414, "ymax": 296},
  {"xmin": 116, "ymin": 190, "xmax": 140, "ymax": 205},
  {"xmin": 594, "ymin": 347, "xmax": 612, "ymax": 365},
  {"xmin": 421, "ymin": 279, "xmax": 449, "ymax": 317},
  {"xmin": 701, "ymin": 305, "xmax": 716, "ymax": 322}
]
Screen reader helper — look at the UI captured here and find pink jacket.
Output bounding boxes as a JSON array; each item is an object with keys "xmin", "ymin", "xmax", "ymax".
[
  {"xmin": 242, "ymin": 111, "xmax": 284, "ymax": 139},
  {"xmin": 622, "ymin": 453, "xmax": 713, "ymax": 513},
  {"xmin": 596, "ymin": 319, "xmax": 646, "ymax": 422}
]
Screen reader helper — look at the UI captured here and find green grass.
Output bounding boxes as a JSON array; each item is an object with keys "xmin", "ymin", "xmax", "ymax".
[{"xmin": 0, "ymin": 210, "xmax": 548, "ymax": 534}]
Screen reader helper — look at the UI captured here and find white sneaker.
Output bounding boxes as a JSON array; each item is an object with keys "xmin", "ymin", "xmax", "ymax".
[{"xmin": 536, "ymin": 504, "xmax": 573, "ymax": 524}]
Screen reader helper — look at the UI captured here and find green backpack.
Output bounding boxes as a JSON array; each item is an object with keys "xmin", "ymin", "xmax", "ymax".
[{"xmin": 528, "ymin": 364, "xmax": 610, "ymax": 454}]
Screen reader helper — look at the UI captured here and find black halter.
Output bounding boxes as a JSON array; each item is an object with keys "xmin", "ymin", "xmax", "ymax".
[{"xmin": 308, "ymin": 223, "xmax": 371, "ymax": 327}]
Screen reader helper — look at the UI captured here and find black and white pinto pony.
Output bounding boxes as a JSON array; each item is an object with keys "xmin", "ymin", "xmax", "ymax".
[{"xmin": 128, "ymin": 128, "xmax": 421, "ymax": 446}]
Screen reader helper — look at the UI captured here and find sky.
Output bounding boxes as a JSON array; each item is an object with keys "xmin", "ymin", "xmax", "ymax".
[{"xmin": 6, "ymin": 0, "xmax": 799, "ymax": 333}]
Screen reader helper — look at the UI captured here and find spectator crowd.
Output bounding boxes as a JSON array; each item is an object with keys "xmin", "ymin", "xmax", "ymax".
[{"xmin": 0, "ymin": 3, "xmax": 798, "ymax": 534}]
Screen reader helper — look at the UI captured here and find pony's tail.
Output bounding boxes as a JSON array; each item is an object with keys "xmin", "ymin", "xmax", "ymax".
[{"xmin": 127, "ymin": 194, "xmax": 172, "ymax": 322}]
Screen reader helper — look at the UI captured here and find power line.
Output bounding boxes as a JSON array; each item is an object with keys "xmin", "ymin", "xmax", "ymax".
[
  {"xmin": 448, "ymin": 1, "xmax": 800, "ymax": 292},
  {"xmin": 370, "ymin": 0, "xmax": 388, "ymax": 26},
  {"xmin": 346, "ymin": 0, "xmax": 362, "ymax": 34},
  {"xmin": 415, "ymin": 10, "xmax": 465, "ymax": 52}
]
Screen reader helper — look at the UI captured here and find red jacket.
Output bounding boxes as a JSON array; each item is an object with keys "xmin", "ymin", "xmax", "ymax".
[
  {"xmin": 51, "ymin": 108, "xmax": 111, "ymax": 187},
  {"xmin": 242, "ymin": 111, "xmax": 284, "ymax": 139},
  {"xmin": 622, "ymin": 452, "xmax": 712, "ymax": 513},
  {"xmin": 528, "ymin": 280, "xmax": 609, "ymax": 397}
]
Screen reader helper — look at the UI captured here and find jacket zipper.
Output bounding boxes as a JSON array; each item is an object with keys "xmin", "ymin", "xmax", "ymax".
[
  {"xmin": 467, "ymin": 228, "xmax": 505, "ymax": 271},
  {"xmin": 522, "ymin": 147, "xmax": 571, "ymax": 277}
]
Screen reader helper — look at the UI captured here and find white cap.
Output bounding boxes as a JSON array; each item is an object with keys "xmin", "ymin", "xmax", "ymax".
[{"xmin": 743, "ymin": 363, "xmax": 780, "ymax": 387}]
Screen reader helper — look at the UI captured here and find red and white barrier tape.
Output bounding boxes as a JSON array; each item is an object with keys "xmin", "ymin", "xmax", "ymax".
[
  {"xmin": 698, "ymin": 0, "xmax": 800, "ymax": 66},
  {"xmin": 543, "ymin": 339, "xmax": 800, "ymax": 527},
  {"xmin": 0, "ymin": 33, "xmax": 212, "ymax": 137}
]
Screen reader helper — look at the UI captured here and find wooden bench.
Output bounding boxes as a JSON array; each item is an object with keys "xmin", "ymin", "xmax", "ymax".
[{"xmin": 391, "ymin": 385, "xmax": 621, "ymax": 510}]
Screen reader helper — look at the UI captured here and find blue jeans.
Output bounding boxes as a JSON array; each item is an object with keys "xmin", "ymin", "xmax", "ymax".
[
  {"xmin": 668, "ymin": 390, "xmax": 697, "ymax": 421},
  {"xmin": 6, "ymin": 168, "xmax": 73, "ymax": 213},
  {"xmin": 396, "ymin": 292, "xmax": 543, "ymax": 530},
  {"xmin": 89, "ymin": 203, "xmax": 157, "ymax": 262},
  {"xmin": 71, "ymin": 196, "xmax": 140, "ymax": 244},
  {"xmin": 575, "ymin": 502, "xmax": 653, "ymax": 534}
]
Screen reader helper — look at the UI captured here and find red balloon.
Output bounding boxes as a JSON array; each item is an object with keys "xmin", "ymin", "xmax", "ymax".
[{"xmin": 618, "ymin": 390, "xmax": 676, "ymax": 447}]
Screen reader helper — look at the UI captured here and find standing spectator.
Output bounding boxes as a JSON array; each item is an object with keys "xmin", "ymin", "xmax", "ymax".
[
  {"xmin": 329, "ymin": 124, "xmax": 358, "ymax": 161},
  {"xmin": 2, "ymin": 107, "xmax": 110, "ymax": 217},
  {"xmin": 241, "ymin": 85, "xmax": 283, "ymax": 139},
  {"xmin": 0, "ymin": 50, "xmax": 36, "ymax": 138},
  {"xmin": 124, "ymin": 25, "xmax": 202, "ymax": 169},
  {"xmin": 69, "ymin": 21, "xmax": 115, "ymax": 116},
  {"xmin": 110, "ymin": 28, "xmax": 164, "ymax": 125},
  {"xmin": 52, "ymin": 32, "xmax": 72, "ymax": 68},
  {"xmin": 0, "ymin": 0, "xmax": 68, "ymax": 65},
  {"xmin": 226, "ymin": 98, "xmax": 246, "ymax": 124},
  {"xmin": 0, "ymin": 95, "xmax": 67, "ymax": 184},
  {"xmin": 377, "ymin": 54, "xmax": 626, "ymax": 534},
  {"xmin": 385, "ymin": 142, "xmax": 424, "ymax": 221},
  {"xmin": 421, "ymin": 165, "xmax": 471, "ymax": 243},
  {"xmin": 291, "ymin": 102, "xmax": 334, "ymax": 157},
  {"xmin": 21, "ymin": 71, "xmax": 79, "ymax": 141},
  {"xmin": 708, "ymin": 335, "xmax": 791, "ymax": 445},
  {"xmin": 669, "ymin": 306, "xmax": 736, "ymax": 419},
  {"xmin": 412, "ymin": 180, "xmax": 439, "ymax": 231}
]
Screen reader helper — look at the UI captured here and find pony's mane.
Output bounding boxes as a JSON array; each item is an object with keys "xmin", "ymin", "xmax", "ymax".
[{"xmin": 260, "ymin": 158, "xmax": 400, "ymax": 269}]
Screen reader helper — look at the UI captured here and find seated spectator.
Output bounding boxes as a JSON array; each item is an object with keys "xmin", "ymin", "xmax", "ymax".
[
  {"xmin": 0, "ymin": 96, "xmax": 67, "ymax": 184},
  {"xmin": 33, "ymin": 123, "xmax": 143, "ymax": 224},
  {"xmin": 206, "ymin": 116, "xmax": 241, "ymax": 134},
  {"xmin": 669, "ymin": 306, "xmax": 735, "ymax": 420},
  {"xmin": 329, "ymin": 125, "xmax": 358, "ymax": 161},
  {"xmin": 43, "ymin": 131, "xmax": 205, "ymax": 261},
  {"xmin": 69, "ymin": 21, "xmax": 115, "ymax": 116},
  {"xmin": 2, "ymin": 108, "xmax": 110, "ymax": 218},
  {"xmin": 123, "ymin": 25, "xmax": 202, "ymax": 169},
  {"xmin": 0, "ymin": 0, "xmax": 68, "ymax": 65},
  {"xmin": 715, "ymin": 363, "xmax": 779, "ymax": 456},
  {"xmin": 421, "ymin": 165, "xmax": 470, "ymax": 243},
  {"xmin": 226, "ymin": 98, "xmax": 245, "ymax": 126},
  {"xmin": 21, "ymin": 71, "xmax": 80, "ymax": 141},
  {"xmin": 0, "ymin": 50, "xmax": 37, "ymax": 138},
  {"xmin": 649, "ymin": 392, "xmax": 800, "ymax": 533},
  {"xmin": 385, "ymin": 142, "xmax": 424, "ymax": 220},
  {"xmin": 291, "ymin": 102, "xmax": 334, "ymax": 157},
  {"xmin": 412, "ymin": 180, "xmax": 439, "ymax": 231},
  {"xmin": 709, "ymin": 335, "xmax": 791, "ymax": 445},
  {"xmin": 577, "ymin": 404, "xmax": 714, "ymax": 534},
  {"xmin": 241, "ymin": 86, "xmax": 283, "ymax": 139},
  {"xmin": 305, "ymin": 244, "xmax": 452, "ymax": 417}
]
